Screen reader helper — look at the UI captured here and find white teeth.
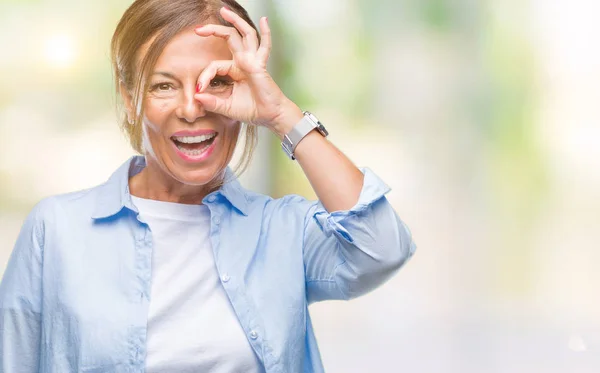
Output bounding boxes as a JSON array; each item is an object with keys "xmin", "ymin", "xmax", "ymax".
[
  {"xmin": 173, "ymin": 133, "xmax": 216, "ymax": 144},
  {"xmin": 176, "ymin": 142, "xmax": 212, "ymax": 156}
]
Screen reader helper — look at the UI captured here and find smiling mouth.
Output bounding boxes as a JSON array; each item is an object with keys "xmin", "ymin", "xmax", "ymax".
[{"xmin": 171, "ymin": 133, "xmax": 218, "ymax": 156}]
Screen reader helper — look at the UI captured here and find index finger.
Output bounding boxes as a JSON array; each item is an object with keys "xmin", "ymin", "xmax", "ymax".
[
  {"xmin": 219, "ymin": 6, "xmax": 259, "ymax": 51},
  {"xmin": 195, "ymin": 24, "xmax": 244, "ymax": 53}
]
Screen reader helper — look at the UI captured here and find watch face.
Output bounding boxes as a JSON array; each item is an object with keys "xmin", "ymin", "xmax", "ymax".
[
  {"xmin": 316, "ymin": 123, "xmax": 329, "ymax": 137},
  {"xmin": 305, "ymin": 112, "xmax": 329, "ymax": 137}
]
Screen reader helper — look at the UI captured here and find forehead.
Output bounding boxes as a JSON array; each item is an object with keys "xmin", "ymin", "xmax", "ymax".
[{"xmin": 140, "ymin": 25, "xmax": 233, "ymax": 75}]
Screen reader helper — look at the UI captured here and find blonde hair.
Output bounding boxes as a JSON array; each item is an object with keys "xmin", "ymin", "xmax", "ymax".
[{"xmin": 110, "ymin": 0, "xmax": 258, "ymax": 180}]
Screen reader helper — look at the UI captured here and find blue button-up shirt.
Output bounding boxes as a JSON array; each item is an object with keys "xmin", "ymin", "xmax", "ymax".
[{"xmin": 0, "ymin": 156, "xmax": 416, "ymax": 373}]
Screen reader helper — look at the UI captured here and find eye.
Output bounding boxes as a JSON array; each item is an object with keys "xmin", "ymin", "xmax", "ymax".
[
  {"xmin": 149, "ymin": 82, "xmax": 173, "ymax": 92},
  {"xmin": 209, "ymin": 78, "xmax": 233, "ymax": 88}
]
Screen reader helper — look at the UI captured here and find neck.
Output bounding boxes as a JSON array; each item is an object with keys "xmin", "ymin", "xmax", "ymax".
[{"xmin": 129, "ymin": 158, "xmax": 221, "ymax": 205}]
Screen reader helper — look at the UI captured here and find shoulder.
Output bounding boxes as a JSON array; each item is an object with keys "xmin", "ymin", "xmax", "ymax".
[{"xmin": 24, "ymin": 181, "xmax": 107, "ymax": 229}]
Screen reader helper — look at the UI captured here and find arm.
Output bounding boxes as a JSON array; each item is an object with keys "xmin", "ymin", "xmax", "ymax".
[
  {"xmin": 192, "ymin": 9, "xmax": 385, "ymax": 212},
  {"xmin": 272, "ymin": 103, "xmax": 367, "ymax": 212},
  {"xmin": 298, "ymin": 166, "xmax": 416, "ymax": 303},
  {"xmin": 192, "ymin": 8, "xmax": 416, "ymax": 302},
  {"xmin": 0, "ymin": 202, "xmax": 46, "ymax": 373},
  {"xmin": 273, "ymin": 102, "xmax": 416, "ymax": 303}
]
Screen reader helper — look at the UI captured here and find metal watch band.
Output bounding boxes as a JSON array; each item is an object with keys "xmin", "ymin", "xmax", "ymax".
[{"xmin": 281, "ymin": 111, "xmax": 328, "ymax": 160}]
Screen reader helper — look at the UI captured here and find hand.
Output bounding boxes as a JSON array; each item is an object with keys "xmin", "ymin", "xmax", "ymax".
[{"xmin": 194, "ymin": 7, "xmax": 302, "ymax": 136}]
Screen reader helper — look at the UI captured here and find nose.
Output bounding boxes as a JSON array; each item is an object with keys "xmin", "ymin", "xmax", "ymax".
[{"xmin": 175, "ymin": 87, "xmax": 206, "ymax": 123}]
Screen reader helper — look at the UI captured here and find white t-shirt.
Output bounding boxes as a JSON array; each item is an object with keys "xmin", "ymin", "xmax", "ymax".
[{"xmin": 131, "ymin": 196, "xmax": 263, "ymax": 373}]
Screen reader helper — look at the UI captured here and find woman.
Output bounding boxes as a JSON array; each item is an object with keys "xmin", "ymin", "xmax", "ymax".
[{"xmin": 0, "ymin": 0, "xmax": 416, "ymax": 372}]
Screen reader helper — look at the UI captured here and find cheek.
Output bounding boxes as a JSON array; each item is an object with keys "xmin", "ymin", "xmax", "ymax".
[
  {"xmin": 144, "ymin": 98, "xmax": 173, "ymax": 129},
  {"xmin": 141, "ymin": 101, "xmax": 174, "ymax": 155},
  {"xmin": 143, "ymin": 100, "xmax": 174, "ymax": 139},
  {"xmin": 222, "ymin": 120, "xmax": 241, "ymax": 143}
]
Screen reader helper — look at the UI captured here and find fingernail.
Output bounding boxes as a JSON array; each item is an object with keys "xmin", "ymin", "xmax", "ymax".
[
  {"xmin": 196, "ymin": 83, "xmax": 201, "ymax": 93},
  {"xmin": 223, "ymin": 5, "xmax": 230, "ymax": 11}
]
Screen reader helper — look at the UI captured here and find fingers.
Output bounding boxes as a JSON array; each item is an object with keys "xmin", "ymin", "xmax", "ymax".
[
  {"xmin": 193, "ymin": 92, "xmax": 230, "ymax": 116},
  {"xmin": 195, "ymin": 24, "xmax": 244, "ymax": 54},
  {"xmin": 196, "ymin": 60, "xmax": 239, "ymax": 93},
  {"xmin": 256, "ymin": 16, "xmax": 271, "ymax": 64},
  {"xmin": 219, "ymin": 7, "xmax": 259, "ymax": 51},
  {"xmin": 196, "ymin": 7, "xmax": 265, "ymax": 57},
  {"xmin": 194, "ymin": 61, "xmax": 232, "ymax": 116}
]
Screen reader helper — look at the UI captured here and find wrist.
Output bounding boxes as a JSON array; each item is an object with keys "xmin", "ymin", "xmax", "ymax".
[{"xmin": 271, "ymin": 100, "xmax": 304, "ymax": 140}]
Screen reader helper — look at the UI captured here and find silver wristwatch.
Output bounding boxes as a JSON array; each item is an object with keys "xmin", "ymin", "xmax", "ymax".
[{"xmin": 281, "ymin": 111, "xmax": 329, "ymax": 160}]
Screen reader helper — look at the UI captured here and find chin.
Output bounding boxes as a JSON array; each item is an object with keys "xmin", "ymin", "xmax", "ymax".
[{"xmin": 170, "ymin": 164, "xmax": 224, "ymax": 187}]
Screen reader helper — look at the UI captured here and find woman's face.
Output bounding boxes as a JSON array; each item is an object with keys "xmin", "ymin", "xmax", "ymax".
[{"xmin": 129, "ymin": 25, "xmax": 240, "ymax": 187}]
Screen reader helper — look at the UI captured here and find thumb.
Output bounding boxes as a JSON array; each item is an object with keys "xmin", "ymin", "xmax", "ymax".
[{"xmin": 194, "ymin": 93, "xmax": 230, "ymax": 116}]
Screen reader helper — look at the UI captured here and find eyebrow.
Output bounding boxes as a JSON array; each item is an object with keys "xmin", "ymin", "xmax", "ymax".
[
  {"xmin": 151, "ymin": 69, "xmax": 229, "ymax": 81},
  {"xmin": 151, "ymin": 71, "xmax": 178, "ymax": 80}
]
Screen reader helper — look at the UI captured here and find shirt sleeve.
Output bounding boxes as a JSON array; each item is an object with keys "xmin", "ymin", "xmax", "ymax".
[
  {"xmin": 0, "ymin": 201, "xmax": 47, "ymax": 373},
  {"xmin": 302, "ymin": 168, "xmax": 416, "ymax": 304}
]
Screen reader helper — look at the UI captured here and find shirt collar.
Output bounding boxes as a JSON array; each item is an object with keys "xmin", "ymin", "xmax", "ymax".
[
  {"xmin": 91, "ymin": 155, "xmax": 250, "ymax": 220},
  {"xmin": 218, "ymin": 166, "xmax": 250, "ymax": 216}
]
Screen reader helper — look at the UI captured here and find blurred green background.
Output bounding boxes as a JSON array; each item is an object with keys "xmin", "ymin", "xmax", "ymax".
[{"xmin": 1, "ymin": 0, "xmax": 599, "ymax": 371}]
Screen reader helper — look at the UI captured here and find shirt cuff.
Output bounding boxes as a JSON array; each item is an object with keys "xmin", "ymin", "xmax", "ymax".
[{"xmin": 312, "ymin": 167, "xmax": 391, "ymax": 242}]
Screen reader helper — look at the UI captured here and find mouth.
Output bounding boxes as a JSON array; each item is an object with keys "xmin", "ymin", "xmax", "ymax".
[{"xmin": 170, "ymin": 131, "xmax": 218, "ymax": 161}]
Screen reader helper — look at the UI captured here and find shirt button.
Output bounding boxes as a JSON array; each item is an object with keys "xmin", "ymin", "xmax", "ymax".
[
  {"xmin": 221, "ymin": 274, "xmax": 230, "ymax": 283},
  {"xmin": 249, "ymin": 330, "xmax": 258, "ymax": 340},
  {"xmin": 213, "ymin": 216, "xmax": 221, "ymax": 225},
  {"xmin": 207, "ymin": 195, "xmax": 216, "ymax": 203}
]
